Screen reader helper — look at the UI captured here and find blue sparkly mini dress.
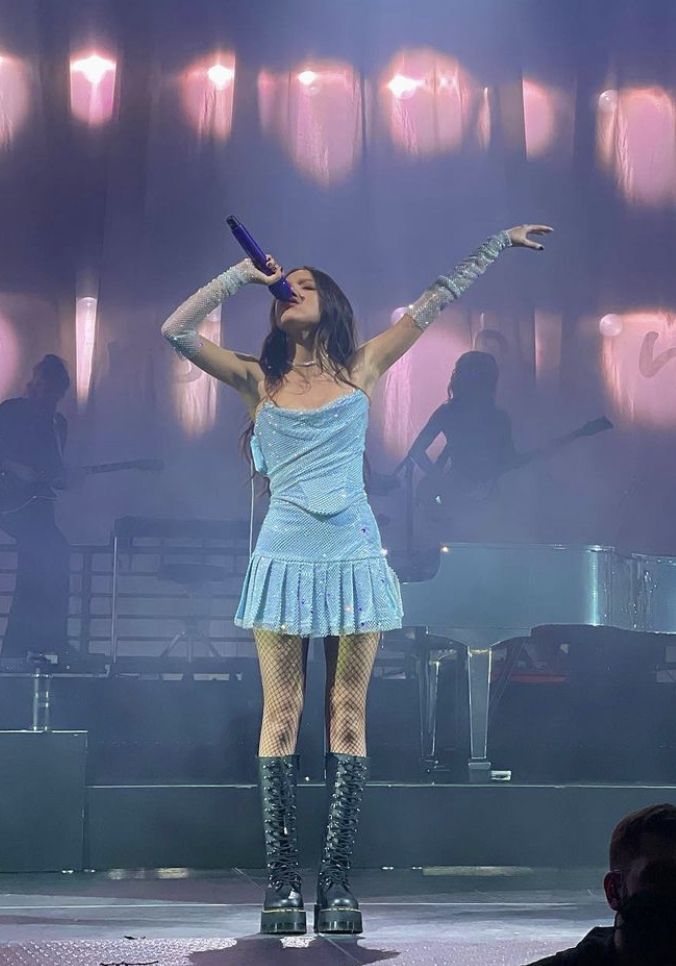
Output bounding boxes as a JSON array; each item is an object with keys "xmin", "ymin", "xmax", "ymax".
[{"xmin": 234, "ymin": 389, "xmax": 403, "ymax": 638}]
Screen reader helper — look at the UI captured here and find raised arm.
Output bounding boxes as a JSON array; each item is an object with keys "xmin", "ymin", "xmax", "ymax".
[
  {"xmin": 408, "ymin": 405, "xmax": 448, "ymax": 474},
  {"xmin": 161, "ymin": 256, "xmax": 285, "ymax": 411},
  {"xmin": 353, "ymin": 225, "xmax": 552, "ymax": 391}
]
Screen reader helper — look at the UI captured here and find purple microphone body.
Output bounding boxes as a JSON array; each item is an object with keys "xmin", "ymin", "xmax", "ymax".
[{"xmin": 226, "ymin": 215, "xmax": 295, "ymax": 302}]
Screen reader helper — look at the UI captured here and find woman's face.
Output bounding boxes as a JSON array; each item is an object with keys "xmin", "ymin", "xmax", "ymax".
[{"xmin": 274, "ymin": 269, "xmax": 321, "ymax": 331}]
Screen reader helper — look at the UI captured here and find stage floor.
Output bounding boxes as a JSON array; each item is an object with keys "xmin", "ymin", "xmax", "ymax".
[{"xmin": 0, "ymin": 867, "xmax": 611, "ymax": 964}]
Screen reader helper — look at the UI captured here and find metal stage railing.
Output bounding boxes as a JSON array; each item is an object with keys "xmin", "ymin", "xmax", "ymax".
[
  {"xmin": 0, "ymin": 518, "xmax": 258, "ymax": 664},
  {"xmin": 0, "ymin": 517, "xmax": 418, "ymax": 675}
]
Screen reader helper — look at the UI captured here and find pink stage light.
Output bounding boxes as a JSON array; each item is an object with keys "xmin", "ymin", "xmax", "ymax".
[
  {"xmin": 476, "ymin": 87, "xmax": 492, "ymax": 150},
  {"xmin": 387, "ymin": 74, "xmax": 424, "ymax": 100},
  {"xmin": 522, "ymin": 78, "xmax": 574, "ymax": 161},
  {"xmin": 380, "ymin": 49, "xmax": 479, "ymax": 156},
  {"xmin": 173, "ymin": 306, "xmax": 220, "ymax": 435},
  {"xmin": 73, "ymin": 54, "xmax": 114, "ymax": 85},
  {"xmin": 596, "ymin": 86, "xmax": 676, "ymax": 205},
  {"xmin": 257, "ymin": 60, "xmax": 362, "ymax": 186},
  {"xmin": 596, "ymin": 90, "xmax": 618, "ymax": 170},
  {"xmin": 297, "ymin": 70, "xmax": 319, "ymax": 89},
  {"xmin": 522, "ymin": 79, "xmax": 556, "ymax": 158},
  {"xmin": 534, "ymin": 310, "xmax": 563, "ymax": 388},
  {"xmin": 75, "ymin": 295, "xmax": 98, "ymax": 409},
  {"xmin": 182, "ymin": 53, "xmax": 236, "ymax": 141},
  {"xmin": 207, "ymin": 63, "xmax": 235, "ymax": 90},
  {"xmin": 70, "ymin": 52, "xmax": 117, "ymax": 125},
  {"xmin": 0, "ymin": 54, "xmax": 30, "ymax": 149},
  {"xmin": 0, "ymin": 312, "xmax": 20, "ymax": 398},
  {"xmin": 599, "ymin": 314, "xmax": 623, "ymax": 337},
  {"xmin": 601, "ymin": 309, "xmax": 676, "ymax": 427}
]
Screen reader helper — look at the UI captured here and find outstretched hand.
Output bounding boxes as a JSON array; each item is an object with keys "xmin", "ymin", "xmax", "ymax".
[{"xmin": 506, "ymin": 224, "xmax": 553, "ymax": 250}]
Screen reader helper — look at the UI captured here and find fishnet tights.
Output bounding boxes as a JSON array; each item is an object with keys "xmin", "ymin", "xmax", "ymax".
[
  {"xmin": 255, "ymin": 631, "xmax": 308, "ymax": 758},
  {"xmin": 254, "ymin": 629, "xmax": 380, "ymax": 757}
]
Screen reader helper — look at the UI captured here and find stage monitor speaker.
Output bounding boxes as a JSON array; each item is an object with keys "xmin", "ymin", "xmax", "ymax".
[{"xmin": 0, "ymin": 731, "xmax": 87, "ymax": 871}]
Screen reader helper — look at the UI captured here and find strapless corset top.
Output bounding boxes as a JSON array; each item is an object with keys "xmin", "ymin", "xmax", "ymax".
[{"xmin": 251, "ymin": 390, "xmax": 369, "ymax": 516}]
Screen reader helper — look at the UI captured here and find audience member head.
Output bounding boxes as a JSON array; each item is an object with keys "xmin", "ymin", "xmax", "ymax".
[{"xmin": 604, "ymin": 803, "xmax": 676, "ymax": 963}]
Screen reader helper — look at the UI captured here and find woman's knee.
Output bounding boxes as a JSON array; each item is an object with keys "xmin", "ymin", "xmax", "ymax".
[{"xmin": 262, "ymin": 700, "xmax": 303, "ymax": 734}]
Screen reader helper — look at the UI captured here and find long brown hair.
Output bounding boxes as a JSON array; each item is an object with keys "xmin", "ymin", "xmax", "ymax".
[
  {"xmin": 239, "ymin": 266, "xmax": 362, "ymax": 477},
  {"xmin": 447, "ymin": 350, "xmax": 499, "ymax": 406}
]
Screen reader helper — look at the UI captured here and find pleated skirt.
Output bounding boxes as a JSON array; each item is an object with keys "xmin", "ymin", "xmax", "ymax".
[{"xmin": 234, "ymin": 496, "xmax": 403, "ymax": 638}]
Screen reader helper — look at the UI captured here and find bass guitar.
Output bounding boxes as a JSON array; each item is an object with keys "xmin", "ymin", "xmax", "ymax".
[
  {"xmin": 416, "ymin": 416, "xmax": 613, "ymax": 513},
  {"xmin": 0, "ymin": 459, "xmax": 164, "ymax": 514}
]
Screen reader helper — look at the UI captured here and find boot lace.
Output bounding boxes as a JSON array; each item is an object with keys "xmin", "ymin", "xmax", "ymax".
[
  {"xmin": 262, "ymin": 759, "xmax": 302, "ymax": 892},
  {"xmin": 320, "ymin": 759, "xmax": 367, "ymax": 889}
]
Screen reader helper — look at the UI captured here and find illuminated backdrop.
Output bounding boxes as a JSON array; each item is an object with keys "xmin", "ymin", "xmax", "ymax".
[{"xmin": 0, "ymin": 0, "xmax": 675, "ymax": 551}]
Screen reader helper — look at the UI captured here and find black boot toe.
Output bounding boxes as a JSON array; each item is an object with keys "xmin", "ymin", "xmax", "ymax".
[
  {"xmin": 261, "ymin": 884, "xmax": 306, "ymax": 935},
  {"xmin": 314, "ymin": 879, "xmax": 362, "ymax": 933}
]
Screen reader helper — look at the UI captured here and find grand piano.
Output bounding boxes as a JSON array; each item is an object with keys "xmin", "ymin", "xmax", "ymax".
[{"xmin": 400, "ymin": 542, "xmax": 676, "ymax": 781}]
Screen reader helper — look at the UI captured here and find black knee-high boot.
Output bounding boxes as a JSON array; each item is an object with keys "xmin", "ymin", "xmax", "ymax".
[
  {"xmin": 258, "ymin": 755, "xmax": 306, "ymax": 934},
  {"xmin": 314, "ymin": 753, "xmax": 368, "ymax": 934}
]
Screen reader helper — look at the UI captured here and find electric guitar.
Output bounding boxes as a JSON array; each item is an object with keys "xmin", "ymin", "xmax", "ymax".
[
  {"xmin": 0, "ymin": 459, "xmax": 164, "ymax": 514},
  {"xmin": 416, "ymin": 416, "xmax": 613, "ymax": 513}
]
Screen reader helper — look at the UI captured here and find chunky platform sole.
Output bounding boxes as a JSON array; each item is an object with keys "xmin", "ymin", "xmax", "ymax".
[
  {"xmin": 313, "ymin": 903, "xmax": 363, "ymax": 934},
  {"xmin": 260, "ymin": 907, "xmax": 307, "ymax": 935}
]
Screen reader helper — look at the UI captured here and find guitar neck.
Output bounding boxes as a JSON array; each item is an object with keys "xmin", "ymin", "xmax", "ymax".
[
  {"xmin": 84, "ymin": 462, "xmax": 144, "ymax": 475},
  {"xmin": 507, "ymin": 422, "xmax": 611, "ymax": 473},
  {"xmin": 511, "ymin": 433, "xmax": 575, "ymax": 469}
]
